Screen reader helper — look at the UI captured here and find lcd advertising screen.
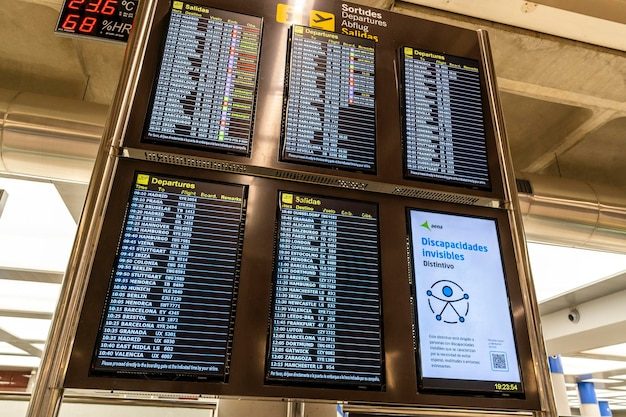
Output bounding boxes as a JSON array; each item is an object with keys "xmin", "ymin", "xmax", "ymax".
[
  {"xmin": 143, "ymin": 1, "xmax": 262, "ymax": 154},
  {"xmin": 400, "ymin": 47, "xmax": 491, "ymax": 190},
  {"xmin": 266, "ymin": 191, "xmax": 384, "ymax": 389},
  {"xmin": 281, "ymin": 25, "xmax": 376, "ymax": 172},
  {"xmin": 407, "ymin": 209, "xmax": 523, "ymax": 396},
  {"xmin": 90, "ymin": 171, "xmax": 247, "ymax": 380}
]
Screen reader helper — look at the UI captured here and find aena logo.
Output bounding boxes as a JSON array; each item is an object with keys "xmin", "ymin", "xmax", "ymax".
[{"xmin": 420, "ymin": 221, "xmax": 443, "ymax": 231}]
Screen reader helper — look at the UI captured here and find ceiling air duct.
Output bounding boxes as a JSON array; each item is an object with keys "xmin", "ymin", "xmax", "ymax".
[
  {"xmin": 0, "ymin": 88, "xmax": 107, "ymax": 183},
  {"xmin": 517, "ymin": 173, "xmax": 626, "ymax": 254}
]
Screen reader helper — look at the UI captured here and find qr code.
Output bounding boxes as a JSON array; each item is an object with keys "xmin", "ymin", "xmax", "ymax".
[{"xmin": 490, "ymin": 352, "xmax": 509, "ymax": 371}]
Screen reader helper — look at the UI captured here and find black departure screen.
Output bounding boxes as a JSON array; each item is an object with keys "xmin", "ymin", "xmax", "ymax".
[
  {"xmin": 281, "ymin": 26, "xmax": 376, "ymax": 172},
  {"xmin": 144, "ymin": 2, "xmax": 262, "ymax": 154},
  {"xmin": 266, "ymin": 192, "xmax": 383, "ymax": 388},
  {"xmin": 401, "ymin": 47, "xmax": 491, "ymax": 189},
  {"xmin": 91, "ymin": 172, "xmax": 246, "ymax": 379}
]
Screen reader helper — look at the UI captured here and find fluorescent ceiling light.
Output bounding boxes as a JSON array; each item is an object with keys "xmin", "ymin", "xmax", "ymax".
[
  {"xmin": 584, "ymin": 343, "xmax": 626, "ymax": 357},
  {"xmin": 527, "ymin": 243, "xmax": 626, "ymax": 301},
  {"xmin": 0, "ymin": 354, "xmax": 40, "ymax": 368},
  {"xmin": 0, "ymin": 279, "xmax": 60, "ymax": 313},
  {"xmin": 594, "ymin": 389, "xmax": 626, "ymax": 398},
  {"xmin": 0, "ymin": 317, "xmax": 51, "ymax": 341},
  {"xmin": 577, "ymin": 378, "xmax": 623, "ymax": 384},
  {"xmin": 0, "ymin": 177, "xmax": 76, "ymax": 272},
  {"xmin": 561, "ymin": 356, "xmax": 626, "ymax": 375},
  {"xmin": 0, "ymin": 342, "xmax": 27, "ymax": 355},
  {"xmin": 0, "ymin": 189, "xmax": 7, "ymax": 217}
]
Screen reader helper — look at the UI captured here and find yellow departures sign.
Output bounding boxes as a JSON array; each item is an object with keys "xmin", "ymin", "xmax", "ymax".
[{"xmin": 276, "ymin": 3, "xmax": 335, "ymax": 31}]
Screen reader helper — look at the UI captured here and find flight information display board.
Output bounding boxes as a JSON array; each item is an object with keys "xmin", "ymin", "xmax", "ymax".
[
  {"xmin": 90, "ymin": 172, "xmax": 246, "ymax": 379},
  {"xmin": 266, "ymin": 191, "xmax": 383, "ymax": 388},
  {"xmin": 281, "ymin": 26, "xmax": 377, "ymax": 172},
  {"xmin": 144, "ymin": 2, "xmax": 262, "ymax": 154},
  {"xmin": 407, "ymin": 208, "xmax": 523, "ymax": 396},
  {"xmin": 400, "ymin": 47, "xmax": 491, "ymax": 189}
]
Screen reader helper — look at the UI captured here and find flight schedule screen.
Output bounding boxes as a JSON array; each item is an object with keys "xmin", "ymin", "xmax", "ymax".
[
  {"xmin": 401, "ymin": 47, "xmax": 490, "ymax": 189},
  {"xmin": 144, "ymin": 2, "xmax": 262, "ymax": 154},
  {"xmin": 91, "ymin": 172, "xmax": 246, "ymax": 379},
  {"xmin": 266, "ymin": 192, "xmax": 383, "ymax": 388},
  {"xmin": 282, "ymin": 26, "xmax": 376, "ymax": 172}
]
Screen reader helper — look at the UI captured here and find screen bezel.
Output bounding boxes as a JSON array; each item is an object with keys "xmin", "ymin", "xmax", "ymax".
[
  {"xmin": 139, "ymin": 1, "xmax": 264, "ymax": 156},
  {"xmin": 398, "ymin": 46, "xmax": 494, "ymax": 192},
  {"xmin": 86, "ymin": 170, "xmax": 247, "ymax": 381},
  {"xmin": 406, "ymin": 207, "xmax": 525, "ymax": 398},
  {"xmin": 279, "ymin": 25, "xmax": 378, "ymax": 174},
  {"xmin": 264, "ymin": 190, "xmax": 385, "ymax": 390}
]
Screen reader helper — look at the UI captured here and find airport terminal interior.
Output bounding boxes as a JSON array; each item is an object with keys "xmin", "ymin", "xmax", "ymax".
[{"xmin": 1, "ymin": 0, "xmax": 626, "ymax": 416}]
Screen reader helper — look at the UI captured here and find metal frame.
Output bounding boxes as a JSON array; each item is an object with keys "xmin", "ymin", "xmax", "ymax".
[
  {"xmin": 477, "ymin": 29, "xmax": 557, "ymax": 417},
  {"xmin": 25, "ymin": 2, "xmax": 556, "ymax": 417},
  {"xmin": 24, "ymin": 1, "xmax": 159, "ymax": 416}
]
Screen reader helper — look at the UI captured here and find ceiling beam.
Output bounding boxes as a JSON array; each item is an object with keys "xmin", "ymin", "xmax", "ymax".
[
  {"xmin": 0, "ymin": 267, "xmax": 63, "ymax": 284},
  {"xmin": 542, "ymin": 288, "xmax": 626, "ymax": 355},
  {"xmin": 531, "ymin": 0, "xmax": 626, "ymax": 25},
  {"xmin": 497, "ymin": 78, "xmax": 626, "ymax": 112},
  {"xmin": 398, "ymin": 0, "xmax": 626, "ymax": 51},
  {"xmin": 0, "ymin": 310, "xmax": 52, "ymax": 320},
  {"xmin": 524, "ymin": 109, "xmax": 619, "ymax": 172},
  {"xmin": 0, "ymin": 329, "xmax": 42, "ymax": 357}
]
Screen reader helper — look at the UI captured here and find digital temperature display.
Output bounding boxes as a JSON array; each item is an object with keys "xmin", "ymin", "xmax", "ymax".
[{"xmin": 56, "ymin": 0, "xmax": 137, "ymax": 42}]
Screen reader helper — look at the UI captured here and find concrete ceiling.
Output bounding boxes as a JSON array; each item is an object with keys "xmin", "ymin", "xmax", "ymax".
[
  {"xmin": 1, "ymin": 0, "xmax": 626, "ymax": 411},
  {"xmin": 0, "ymin": 0, "xmax": 125, "ymax": 104}
]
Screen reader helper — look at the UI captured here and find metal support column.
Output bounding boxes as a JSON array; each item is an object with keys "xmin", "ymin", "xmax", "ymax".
[
  {"xmin": 24, "ymin": 2, "xmax": 158, "ymax": 416},
  {"xmin": 478, "ymin": 29, "xmax": 558, "ymax": 417},
  {"xmin": 287, "ymin": 400, "xmax": 306, "ymax": 417}
]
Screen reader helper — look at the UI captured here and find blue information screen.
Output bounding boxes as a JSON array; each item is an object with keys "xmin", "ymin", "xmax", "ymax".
[{"xmin": 408, "ymin": 209, "xmax": 523, "ymax": 395}]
